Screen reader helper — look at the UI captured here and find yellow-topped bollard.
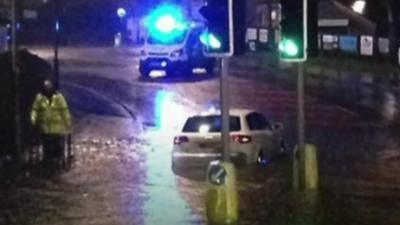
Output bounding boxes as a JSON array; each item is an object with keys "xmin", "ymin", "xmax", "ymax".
[
  {"xmin": 206, "ymin": 160, "xmax": 239, "ymax": 225},
  {"xmin": 304, "ymin": 144, "xmax": 319, "ymax": 190},
  {"xmin": 293, "ymin": 144, "xmax": 320, "ymax": 191}
]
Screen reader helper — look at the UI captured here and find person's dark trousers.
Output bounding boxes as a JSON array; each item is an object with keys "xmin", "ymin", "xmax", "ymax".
[{"xmin": 42, "ymin": 134, "xmax": 65, "ymax": 172}]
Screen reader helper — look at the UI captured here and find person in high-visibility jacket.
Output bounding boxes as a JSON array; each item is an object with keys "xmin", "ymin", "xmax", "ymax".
[{"xmin": 31, "ymin": 79, "xmax": 72, "ymax": 166}]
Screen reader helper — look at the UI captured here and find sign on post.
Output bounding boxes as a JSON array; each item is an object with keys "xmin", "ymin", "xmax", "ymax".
[
  {"xmin": 379, "ymin": 38, "xmax": 390, "ymax": 54},
  {"xmin": 246, "ymin": 28, "xmax": 257, "ymax": 51},
  {"xmin": 322, "ymin": 35, "xmax": 338, "ymax": 51},
  {"xmin": 339, "ymin": 36, "xmax": 358, "ymax": 53},
  {"xmin": 246, "ymin": 28, "xmax": 257, "ymax": 42},
  {"xmin": 259, "ymin": 29, "xmax": 268, "ymax": 43},
  {"xmin": 360, "ymin": 35, "xmax": 374, "ymax": 56}
]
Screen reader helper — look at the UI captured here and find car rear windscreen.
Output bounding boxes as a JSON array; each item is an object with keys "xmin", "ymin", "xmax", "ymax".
[{"xmin": 182, "ymin": 116, "xmax": 241, "ymax": 133}]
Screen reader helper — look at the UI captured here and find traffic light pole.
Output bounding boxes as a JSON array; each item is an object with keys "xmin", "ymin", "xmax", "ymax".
[
  {"xmin": 54, "ymin": 0, "xmax": 60, "ymax": 89},
  {"xmin": 11, "ymin": 0, "xmax": 22, "ymax": 165},
  {"xmin": 221, "ymin": 58, "xmax": 230, "ymax": 162},
  {"xmin": 297, "ymin": 62, "xmax": 306, "ymax": 190}
]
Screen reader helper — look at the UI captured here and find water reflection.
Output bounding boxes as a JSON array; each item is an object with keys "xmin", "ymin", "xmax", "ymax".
[
  {"xmin": 142, "ymin": 90, "xmax": 203, "ymax": 224},
  {"xmin": 155, "ymin": 90, "xmax": 188, "ymax": 131}
]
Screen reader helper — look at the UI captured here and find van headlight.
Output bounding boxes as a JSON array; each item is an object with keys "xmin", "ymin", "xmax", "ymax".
[{"xmin": 171, "ymin": 49, "xmax": 183, "ymax": 57}]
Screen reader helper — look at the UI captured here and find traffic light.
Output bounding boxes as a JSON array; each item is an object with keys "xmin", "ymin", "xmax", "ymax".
[
  {"xmin": 145, "ymin": 4, "xmax": 188, "ymax": 44},
  {"xmin": 279, "ymin": 0, "xmax": 306, "ymax": 62},
  {"xmin": 200, "ymin": 0, "xmax": 246, "ymax": 57},
  {"xmin": 279, "ymin": 0, "xmax": 318, "ymax": 62}
]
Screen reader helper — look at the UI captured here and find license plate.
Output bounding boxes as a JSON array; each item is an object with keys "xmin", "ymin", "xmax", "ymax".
[
  {"xmin": 199, "ymin": 142, "xmax": 220, "ymax": 149},
  {"xmin": 149, "ymin": 62, "xmax": 161, "ymax": 67}
]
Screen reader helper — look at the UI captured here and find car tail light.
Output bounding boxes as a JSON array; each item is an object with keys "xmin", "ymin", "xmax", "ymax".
[
  {"xmin": 174, "ymin": 136, "xmax": 189, "ymax": 145},
  {"xmin": 232, "ymin": 135, "xmax": 252, "ymax": 144}
]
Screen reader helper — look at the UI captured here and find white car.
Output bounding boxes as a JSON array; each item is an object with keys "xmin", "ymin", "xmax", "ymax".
[{"xmin": 172, "ymin": 109, "xmax": 285, "ymax": 169}]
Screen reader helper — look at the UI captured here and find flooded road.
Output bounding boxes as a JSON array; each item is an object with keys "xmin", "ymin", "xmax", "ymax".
[{"xmin": 1, "ymin": 47, "xmax": 399, "ymax": 225}]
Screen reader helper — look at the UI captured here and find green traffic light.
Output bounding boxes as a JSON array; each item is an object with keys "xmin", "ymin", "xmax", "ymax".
[
  {"xmin": 200, "ymin": 32, "xmax": 222, "ymax": 49},
  {"xmin": 279, "ymin": 39, "xmax": 299, "ymax": 57}
]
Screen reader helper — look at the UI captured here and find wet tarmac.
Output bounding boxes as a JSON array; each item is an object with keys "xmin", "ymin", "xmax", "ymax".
[{"xmin": 1, "ymin": 47, "xmax": 398, "ymax": 225}]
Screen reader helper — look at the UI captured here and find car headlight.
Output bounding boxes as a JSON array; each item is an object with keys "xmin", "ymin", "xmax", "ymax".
[
  {"xmin": 140, "ymin": 50, "xmax": 146, "ymax": 56},
  {"xmin": 171, "ymin": 49, "xmax": 183, "ymax": 57}
]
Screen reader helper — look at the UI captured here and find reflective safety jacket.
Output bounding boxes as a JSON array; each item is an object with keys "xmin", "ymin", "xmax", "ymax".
[{"xmin": 31, "ymin": 92, "xmax": 72, "ymax": 135}]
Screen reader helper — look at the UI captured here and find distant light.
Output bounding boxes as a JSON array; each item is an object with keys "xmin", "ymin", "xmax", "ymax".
[
  {"xmin": 352, "ymin": 0, "xmax": 366, "ymax": 14},
  {"xmin": 55, "ymin": 21, "xmax": 60, "ymax": 31},
  {"xmin": 200, "ymin": 32, "xmax": 222, "ymax": 49},
  {"xmin": 114, "ymin": 32, "xmax": 122, "ymax": 47},
  {"xmin": 117, "ymin": 7, "xmax": 127, "ymax": 18},
  {"xmin": 271, "ymin": 11, "xmax": 277, "ymax": 20}
]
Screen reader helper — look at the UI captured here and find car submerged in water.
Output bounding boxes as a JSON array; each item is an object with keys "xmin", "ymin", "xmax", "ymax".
[{"xmin": 172, "ymin": 109, "xmax": 287, "ymax": 170}]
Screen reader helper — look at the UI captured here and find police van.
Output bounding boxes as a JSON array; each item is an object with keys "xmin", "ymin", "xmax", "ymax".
[{"xmin": 139, "ymin": 24, "xmax": 215, "ymax": 78}]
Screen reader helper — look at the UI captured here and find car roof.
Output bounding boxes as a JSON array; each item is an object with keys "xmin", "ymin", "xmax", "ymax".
[
  {"xmin": 230, "ymin": 108, "xmax": 256, "ymax": 116},
  {"xmin": 192, "ymin": 108, "xmax": 258, "ymax": 117}
]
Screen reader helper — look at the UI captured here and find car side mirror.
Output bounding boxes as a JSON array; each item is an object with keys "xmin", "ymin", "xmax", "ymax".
[{"xmin": 272, "ymin": 123, "xmax": 283, "ymax": 131}]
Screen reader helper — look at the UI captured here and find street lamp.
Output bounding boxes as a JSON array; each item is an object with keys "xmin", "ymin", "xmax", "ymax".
[
  {"xmin": 115, "ymin": 7, "xmax": 127, "ymax": 47},
  {"xmin": 352, "ymin": 0, "xmax": 366, "ymax": 14},
  {"xmin": 117, "ymin": 7, "xmax": 127, "ymax": 18}
]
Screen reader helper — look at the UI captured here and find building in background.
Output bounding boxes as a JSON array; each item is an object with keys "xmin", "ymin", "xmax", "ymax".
[
  {"xmin": 319, "ymin": 0, "xmax": 376, "ymax": 35},
  {"xmin": 245, "ymin": 0, "xmax": 376, "ymax": 51}
]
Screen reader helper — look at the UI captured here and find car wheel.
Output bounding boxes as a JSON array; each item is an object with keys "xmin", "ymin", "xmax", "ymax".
[
  {"xmin": 182, "ymin": 64, "xmax": 193, "ymax": 76},
  {"xmin": 257, "ymin": 150, "xmax": 269, "ymax": 165}
]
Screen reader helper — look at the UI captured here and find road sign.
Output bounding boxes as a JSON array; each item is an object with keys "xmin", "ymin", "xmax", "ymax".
[
  {"xmin": 259, "ymin": 29, "xmax": 268, "ymax": 43},
  {"xmin": 360, "ymin": 35, "xmax": 374, "ymax": 56}
]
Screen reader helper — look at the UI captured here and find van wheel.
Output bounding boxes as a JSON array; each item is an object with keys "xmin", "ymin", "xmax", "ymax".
[
  {"xmin": 183, "ymin": 65, "xmax": 193, "ymax": 76},
  {"xmin": 206, "ymin": 65, "xmax": 214, "ymax": 75},
  {"xmin": 139, "ymin": 68, "xmax": 150, "ymax": 78}
]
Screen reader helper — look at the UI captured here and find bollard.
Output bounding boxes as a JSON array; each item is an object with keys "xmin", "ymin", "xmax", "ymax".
[
  {"xmin": 304, "ymin": 144, "xmax": 319, "ymax": 190},
  {"xmin": 206, "ymin": 160, "xmax": 239, "ymax": 225},
  {"xmin": 293, "ymin": 144, "xmax": 320, "ymax": 191}
]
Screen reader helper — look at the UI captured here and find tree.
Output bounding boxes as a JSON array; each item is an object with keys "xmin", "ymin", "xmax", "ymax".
[{"xmin": 386, "ymin": 0, "xmax": 400, "ymax": 55}]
